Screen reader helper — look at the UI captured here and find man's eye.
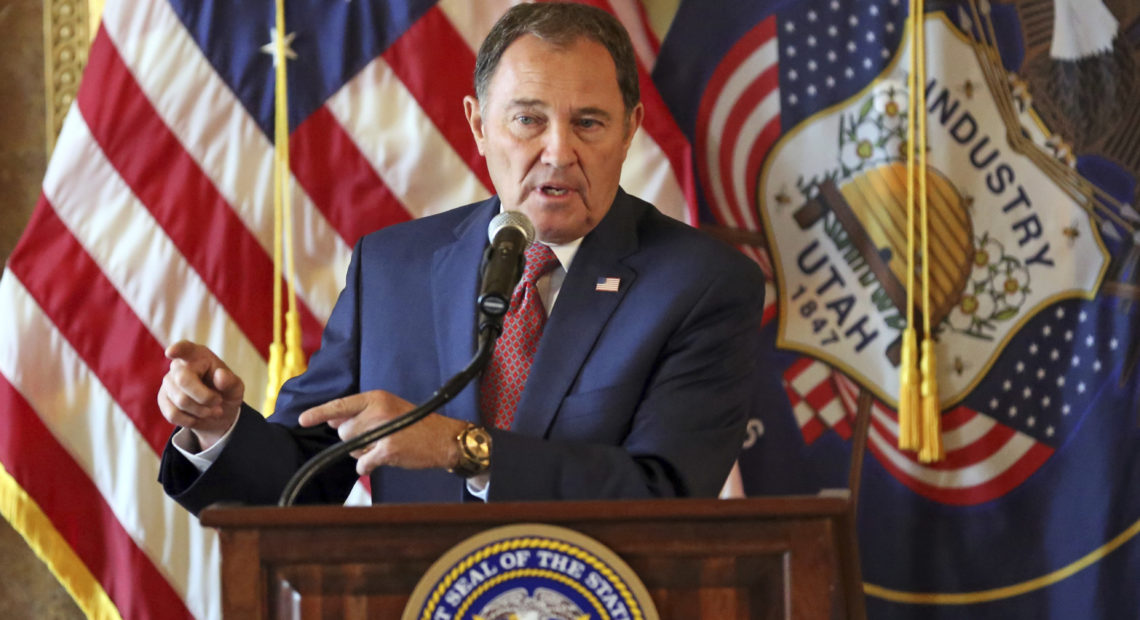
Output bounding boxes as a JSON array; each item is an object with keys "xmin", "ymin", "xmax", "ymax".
[
  {"xmin": 578, "ymin": 119, "xmax": 599, "ymax": 129},
  {"xmin": 516, "ymin": 116, "xmax": 535, "ymax": 125}
]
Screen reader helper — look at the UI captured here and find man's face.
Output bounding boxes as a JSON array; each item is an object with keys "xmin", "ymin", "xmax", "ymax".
[{"xmin": 465, "ymin": 35, "xmax": 644, "ymax": 244}]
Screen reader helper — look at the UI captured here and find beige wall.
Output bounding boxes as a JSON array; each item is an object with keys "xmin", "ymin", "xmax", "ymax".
[
  {"xmin": 1, "ymin": 0, "xmax": 43, "ymax": 264},
  {"xmin": 0, "ymin": 0, "xmax": 82, "ymax": 617}
]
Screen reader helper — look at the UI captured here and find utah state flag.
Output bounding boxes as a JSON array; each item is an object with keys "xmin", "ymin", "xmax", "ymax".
[{"xmin": 654, "ymin": 0, "xmax": 1140, "ymax": 618}]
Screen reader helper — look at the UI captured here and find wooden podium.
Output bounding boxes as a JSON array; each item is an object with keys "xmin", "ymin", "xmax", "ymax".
[{"xmin": 201, "ymin": 495, "xmax": 864, "ymax": 619}]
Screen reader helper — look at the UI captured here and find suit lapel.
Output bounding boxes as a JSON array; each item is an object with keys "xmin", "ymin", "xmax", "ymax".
[
  {"xmin": 511, "ymin": 192, "xmax": 642, "ymax": 437},
  {"xmin": 431, "ymin": 197, "xmax": 498, "ymax": 424}
]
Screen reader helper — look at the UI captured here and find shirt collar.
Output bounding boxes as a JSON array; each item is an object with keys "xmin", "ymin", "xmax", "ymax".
[{"xmin": 538, "ymin": 238, "xmax": 581, "ymax": 273}]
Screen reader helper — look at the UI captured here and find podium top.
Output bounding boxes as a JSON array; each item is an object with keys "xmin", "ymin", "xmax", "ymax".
[{"xmin": 200, "ymin": 494, "xmax": 852, "ymax": 529}]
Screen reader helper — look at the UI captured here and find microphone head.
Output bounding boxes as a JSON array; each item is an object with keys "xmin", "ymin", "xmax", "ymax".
[{"xmin": 487, "ymin": 210, "xmax": 536, "ymax": 247}]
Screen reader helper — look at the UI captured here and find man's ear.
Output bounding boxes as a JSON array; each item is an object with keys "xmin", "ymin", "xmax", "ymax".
[
  {"xmin": 463, "ymin": 95, "xmax": 486, "ymax": 155},
  {"xmin": 622, "ymin": 102, "xmax": 645, "ymax": 152}
]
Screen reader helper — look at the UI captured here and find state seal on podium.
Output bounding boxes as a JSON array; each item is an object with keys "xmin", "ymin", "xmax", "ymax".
[{"xmin": 404, "ymin": 523, "xmax": 659, "ymax": 620}]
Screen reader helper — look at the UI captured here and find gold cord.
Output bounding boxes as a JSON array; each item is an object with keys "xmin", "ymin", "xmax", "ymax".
[
  {"xmin": 902, "ymin": 0, "xmax": 943, "ymax": 461},
  {"xmin": 265, "ymin": 0, "xmax": 306, "ymax": 414}
]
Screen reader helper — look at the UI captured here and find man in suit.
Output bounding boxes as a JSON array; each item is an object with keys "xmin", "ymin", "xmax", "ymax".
[{"xmin": 158, "ymin": 2, "xmax": 765, "ymax": 513}]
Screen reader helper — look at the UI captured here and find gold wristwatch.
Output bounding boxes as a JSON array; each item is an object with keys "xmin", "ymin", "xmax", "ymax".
[{"xmin": 450, "ymin": 424, "xmax": 492, "ymax": 478}]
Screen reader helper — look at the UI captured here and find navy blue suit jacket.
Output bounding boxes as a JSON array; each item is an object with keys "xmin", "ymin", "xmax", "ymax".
[{"xmin": 160, "ymin": 191, "xmax": 766, "ymax": 512}]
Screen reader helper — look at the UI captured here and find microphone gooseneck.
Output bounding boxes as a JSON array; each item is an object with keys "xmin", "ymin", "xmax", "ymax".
[
  {"xmin": 278, "ymin": 331, "xmax": 496, "ymax": 507},
  {"xmin": 277, "ymin": 210, "xmax": 536, "ymax": 507}
]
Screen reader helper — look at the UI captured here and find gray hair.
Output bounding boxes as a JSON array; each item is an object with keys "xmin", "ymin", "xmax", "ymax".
[{"xmin": 473, "ymin": 2, "xmax": 641, "ymax": 113}]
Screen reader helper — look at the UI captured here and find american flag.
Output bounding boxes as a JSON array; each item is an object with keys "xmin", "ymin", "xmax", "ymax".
[
  {"xmin": 594, "ymin": 276, "xmax": 621, "ymax": 292},
  {"xmin": 0, "ymin": 1, "xmax": 694, "ymax": 617}
]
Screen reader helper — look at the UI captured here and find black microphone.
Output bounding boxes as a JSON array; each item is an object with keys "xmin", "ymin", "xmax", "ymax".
[{"xmin": 478, "ymin": 210, "xmax": 536, "ymax": 318}]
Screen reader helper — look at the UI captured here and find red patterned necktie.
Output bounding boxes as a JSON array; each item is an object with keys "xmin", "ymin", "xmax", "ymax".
[{"xmin": 479, "ymin": 242, "xmax": 560, "ymax": 429}]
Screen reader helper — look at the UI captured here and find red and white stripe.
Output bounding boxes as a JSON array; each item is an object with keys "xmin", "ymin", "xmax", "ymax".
[
  {"xmin": 785, "ymin": 359, "xmax": 1053, "ymax": 506},
  {"xmin": 832, "ymin": 374, "xmax": 1054, "ymax": 506},
  {"xmin": 695, "ymin": 16, "xmax": 781, "ymax": 269},
  {"xmin": 0, "ymin": 1, "xmax": 695, "ymax": 618}
]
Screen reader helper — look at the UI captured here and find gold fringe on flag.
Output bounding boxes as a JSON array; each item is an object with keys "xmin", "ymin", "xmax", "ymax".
[
  {"xmin": 902, "ymin": 0, "xmax": 943, "ymax": 461},
  {"xmin": 265, "ymin": 0, "xmax": 306, "ymax": 414},
  {"xmin": 0, "ymin": 462, "xmax": 121, "ymax": 620}
]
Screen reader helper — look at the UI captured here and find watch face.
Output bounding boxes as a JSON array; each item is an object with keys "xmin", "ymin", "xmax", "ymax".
[
  {"xmin": 464, "ymin": 427, "xmax": 491, "ymax": 464},
  {"xmin": 451, "ymin": 426, "xmax": 492, "ymax": 478}
]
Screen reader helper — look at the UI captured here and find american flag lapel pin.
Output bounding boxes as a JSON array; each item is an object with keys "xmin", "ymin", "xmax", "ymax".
[{"xmin": 595, "ymin": 276, "xmax": 620, "ymax": 292}]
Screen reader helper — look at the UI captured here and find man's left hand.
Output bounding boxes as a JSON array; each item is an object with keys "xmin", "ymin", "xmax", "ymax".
[{"xmin": 298, "ymin": 390, "xmax": 467, "ymax": 475}]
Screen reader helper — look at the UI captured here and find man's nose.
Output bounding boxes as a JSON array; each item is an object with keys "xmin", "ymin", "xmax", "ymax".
[{"xmin": 540, "ymin": 123, "xmax": 576, "ymax": 168}]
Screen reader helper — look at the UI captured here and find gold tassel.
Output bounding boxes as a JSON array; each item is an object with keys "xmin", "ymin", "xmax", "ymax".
[
  {"xmin": 919, "ymin": 338, "xmax": 944, "ymax": 462},
  {"xmin": 897, "ymin": 327, "xmax": 921, "ymax": 450},
  {"xmin": 264, "ymin": 342, "xmax": 284, "ymax": 414},
  {"xmin": 284, "ymin": 309, "xmax": 307, "ymax": 378}
]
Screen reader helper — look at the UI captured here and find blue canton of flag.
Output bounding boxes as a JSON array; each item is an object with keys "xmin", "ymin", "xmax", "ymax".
[
  {"xmin": 967, "ymin": 304, "xmax": 1117, "ymax": 446},
  {"xmin": 170, "ymin": 0, "xmax": 440, "ymax": 133},
  {"xmin": 774, "ymin": 0, "xmax": 906, "ymax": 127}
]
